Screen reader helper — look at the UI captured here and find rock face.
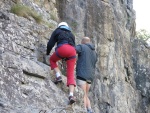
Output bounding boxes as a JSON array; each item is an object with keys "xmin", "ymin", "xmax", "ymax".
[
  {"xmin": 0, "ymin": 0, "xmax": 84, "ymax": 113},
  {"xmin": 132, "ymin": 39, "xmax": 150, "ymax": 113},
  {"xmin": 0, "ymin": 0, "xmax": 149, "ymax": 113}
]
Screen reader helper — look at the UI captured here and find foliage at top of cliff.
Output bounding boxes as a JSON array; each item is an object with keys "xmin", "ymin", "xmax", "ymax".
[
  {"xmin": 136, "ymin": 29, "xmax": 150, "ymax": 41},
  {"xmin": 10, "ymin": 3, "xmax": 43, "ymax": 23}
]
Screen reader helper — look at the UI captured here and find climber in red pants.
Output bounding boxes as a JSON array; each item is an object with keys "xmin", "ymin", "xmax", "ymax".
[{"xmin": 46, "ymin": 22, "xmax": 76, "ymax": 104}]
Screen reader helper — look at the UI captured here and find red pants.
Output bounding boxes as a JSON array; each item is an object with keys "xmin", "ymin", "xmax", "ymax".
[{"xmin": 50, "ymin": 44, "xmax": 76, "ymax": 86}]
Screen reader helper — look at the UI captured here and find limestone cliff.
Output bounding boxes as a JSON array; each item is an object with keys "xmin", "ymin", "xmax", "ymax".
[
  {"xmin": 132, "ymin": 39, "xmax": 150, "ymax": 113},
  {"xmin": 0, "ymin": 0, "xmax": 149, "ymax": 113}
]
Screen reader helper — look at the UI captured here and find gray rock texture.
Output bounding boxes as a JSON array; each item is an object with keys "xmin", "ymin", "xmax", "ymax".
[
  {"xmin": 132, "ymin": 39, "xmax": 150, "ymax": 113},
  {"xmin": 0, "ymin": 0, "xmax": 149, "ymax": 113}
]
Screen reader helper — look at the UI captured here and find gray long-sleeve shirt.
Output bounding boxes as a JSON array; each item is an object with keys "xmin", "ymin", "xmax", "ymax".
[{"xmin": 76, "ymin": 43, "xmax": 97, "ymax": 82}]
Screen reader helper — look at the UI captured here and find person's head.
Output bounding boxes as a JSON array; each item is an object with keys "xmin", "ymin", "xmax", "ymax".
[
  {"xmin": 58, "ymin": 22, "xmax": 69, "ymax": 27},
  {"xmin": 81, "ymin": 37, "xmax": 91, "ymax": 44}
]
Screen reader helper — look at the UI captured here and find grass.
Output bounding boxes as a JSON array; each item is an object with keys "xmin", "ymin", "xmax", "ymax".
[
  {"xmin": 43, "ymin": 21, "xmax": 55, "ymax": 28},
  {"xmin": 50, "ymin": 11, "xmax": 58, "ymax": 21},
  {"xmin": 11, "ymin": 4, "xmax": 43, "ymax": 23},
  {"xmin": 11, "ymin": 3, "xmax": 56, "ymax": 29},
  {"xmin": 71, "ymin": 21, "xmax": 78, "ymax": 28}
]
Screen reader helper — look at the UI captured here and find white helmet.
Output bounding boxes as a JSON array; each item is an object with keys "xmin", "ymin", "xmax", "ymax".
[{"xmin": 58, "ymin": 22, "xmax": 69, "ymax": 27}]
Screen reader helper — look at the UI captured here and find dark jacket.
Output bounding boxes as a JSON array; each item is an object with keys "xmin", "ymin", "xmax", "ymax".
[
  {"xmin": 46, "ymin": 26, "xmax": 75, "ymax": 55},
  {"xmin": 76, "ymin": 43, "xmax": 97, "ymax": 82}
]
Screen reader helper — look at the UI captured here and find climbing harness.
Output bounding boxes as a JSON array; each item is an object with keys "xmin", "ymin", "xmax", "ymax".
[{"xmin": 55, "ymin": 49, "xmax": 76, "ymax": 61}]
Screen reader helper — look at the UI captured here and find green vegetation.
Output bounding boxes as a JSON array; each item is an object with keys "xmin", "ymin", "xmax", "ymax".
[
  {"xmin": 11, "ymin": 4, "xmax": 42, "ymax": 23},
  {"xmin": 71, "ymin": 21, "xmax": 78, "ymax": 28},
  {"xmin": 10, "ymin": 4, "xmax": 55, "ymax": 28},
  {"xmin": 50, "ymin": 12, "xmax": 58, "ymax": 21},
  {"xmin": 136, "ymin": 29, "xmax": 150, "ymax": 41}
]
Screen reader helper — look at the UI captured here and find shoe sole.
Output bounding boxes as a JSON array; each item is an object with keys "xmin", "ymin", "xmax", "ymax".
[
  {"xmin": 69, "ymin": 99, "xmax": 75, "ymax": 105},
  {"xmin": 54, "ymin": 80, "xmax": 62, "ymax": 84}
]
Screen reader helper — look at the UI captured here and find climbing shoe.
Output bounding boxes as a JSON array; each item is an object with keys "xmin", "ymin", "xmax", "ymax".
[
  {"xmin": 54, "ymin": 76, "xmax": 62, "ymax": 84},
  {"xmin": 69, "ymin": 96, "xmax": 76, "ymax": 104}
]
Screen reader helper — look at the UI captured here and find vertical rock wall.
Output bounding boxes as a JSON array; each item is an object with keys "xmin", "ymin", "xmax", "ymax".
[
  {"xmin": 132, "ymin": 39, "xmax": 150, "ymax": 113},
  {"xmin": 0, "ymin": 0, "xmax": 149, "ymax": 113},
  {"xmin": 56, "ymin": 0, "xmax": 148, "ymax": 113},
  {"xmin": 0, "ymin": 0, "xmax": 84, "ymax": 113}
]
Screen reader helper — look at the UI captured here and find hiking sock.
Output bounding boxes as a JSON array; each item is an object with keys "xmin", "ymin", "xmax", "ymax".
[
  {"xmin": 69, "ymin": 92, "xmax": 73, "ymax": 97},
  {"xmin": 87, "ymin": 108, "xmax": 92, "ymax": 112},
  {"xmin": 56, "ymin": 72, "xmax": 61, "ymax": 78}
]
